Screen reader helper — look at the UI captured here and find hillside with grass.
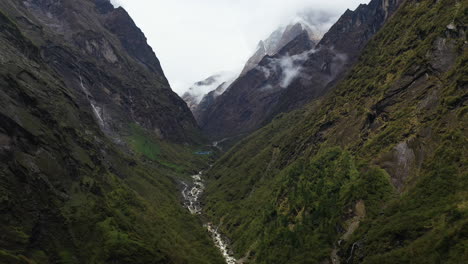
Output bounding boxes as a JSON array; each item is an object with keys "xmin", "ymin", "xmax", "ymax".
[{"xmin": 203, "ymin": 0, "xmax": 467, "ymax": 262}]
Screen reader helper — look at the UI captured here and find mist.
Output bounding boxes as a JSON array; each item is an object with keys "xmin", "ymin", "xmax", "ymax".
[
  {"xmin": 277, "ymin": 50, "xmax": 316, "ymax": 88},
  {"xmin": 111, "ymin": 0, "xmax": 368, "ymax": 95},
  {"xmin": 183, "ymin": 71, "xmax": 238, "ymax": 104}
]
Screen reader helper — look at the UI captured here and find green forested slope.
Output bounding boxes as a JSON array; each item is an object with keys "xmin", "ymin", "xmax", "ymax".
[
  {"xmin": 204, "ymin": 0, "xmax": 467, "ymax": 263},
  {"xmin": 0, "ymin": 9, "xmax": 223, "ymax": 264}
]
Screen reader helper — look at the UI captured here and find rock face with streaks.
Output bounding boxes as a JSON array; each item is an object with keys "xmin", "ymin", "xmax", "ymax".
[{"xmin": 3, "ymin": 0, "xmax": 199, "ymax": 143}]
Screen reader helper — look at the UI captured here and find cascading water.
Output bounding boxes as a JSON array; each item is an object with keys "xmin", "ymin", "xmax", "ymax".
[
  {"xmin": 182, "ymin": 173, "xmax": 204, "ymax": 214},
  {"xmin": 79, "ymin": 74, "xmax": 105, "ymax": 128},
  {"xmin": 182, "ymin": 171, "xmax": 237, "ymax": 264}
]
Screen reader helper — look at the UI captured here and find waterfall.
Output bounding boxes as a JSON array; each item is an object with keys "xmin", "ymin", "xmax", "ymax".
[{"xmin": 79, "ymin": 74, "xmax": 105, "ymax": 128}]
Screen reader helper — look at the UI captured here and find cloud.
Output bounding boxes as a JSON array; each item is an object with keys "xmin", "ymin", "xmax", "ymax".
[
  {"xmin": 277, "ymin": 50, "xmax": 316, "ymax": 88},
  {"xmin": 183, "ymin": 72, "xmax": 238, "ymax": 104},
  {"xmin": 258, "ymin": 47, "xmax": 347, "ymax": 91},
  {"xmin": 259, "ymin": 49, "xmax": 316, "ymax": 90},
  {"xmin": 110, "ymin": 0, "xmax": 369, "ymax": 95}
]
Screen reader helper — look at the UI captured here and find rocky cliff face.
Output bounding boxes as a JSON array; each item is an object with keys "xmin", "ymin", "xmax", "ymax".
[
  {"xmin": 240, "ymin": 21, "xmax": 321, "ymax": 76},
  {"xmin": 0, "ymin": 1, "xmax": 224, "ymax": 263},
  {"xmin": 318, "ymin": 0, "xmax": 401, "ymax": 58},
  {"xmin": 1, "ymin": 0, "xmax": 199, "ymax": 143},
  {"xmin": 199, "ymin": 0, "xmax": 403, "ymax": 140}
]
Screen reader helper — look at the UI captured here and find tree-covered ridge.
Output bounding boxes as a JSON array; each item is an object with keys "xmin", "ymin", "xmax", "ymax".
[{"xmin": 204, "ymin": 0, "xmax": 467, "ymax": 262}]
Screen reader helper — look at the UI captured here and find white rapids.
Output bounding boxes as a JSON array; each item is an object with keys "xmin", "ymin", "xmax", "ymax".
[
  {"xmin": 182, "ymin": 171, "xmax": 237, "ymax": 264},
  {"xmin": 182, "ymin": 173, "xmax": 204, "ymax": 214}
]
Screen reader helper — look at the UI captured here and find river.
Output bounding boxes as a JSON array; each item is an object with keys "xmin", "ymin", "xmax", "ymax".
[{"xmin": 182, "ymin": 171, "xmax": 237, "ymax": 264}]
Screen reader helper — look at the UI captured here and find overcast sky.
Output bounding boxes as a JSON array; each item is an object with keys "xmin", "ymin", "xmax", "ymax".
[{"xmin": 111, "ymin": 0, "xmax": 367, "ymax": 95}]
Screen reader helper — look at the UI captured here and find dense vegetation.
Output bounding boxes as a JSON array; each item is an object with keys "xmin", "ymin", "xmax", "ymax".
[
  {"xmin": 0, "ymin": 8, "xmax": 223, "ymax": 264},
  {"xmin": 1, "ymin": 0, "xmax": 466, "ymax": 263},
  {"xmin": 204, "ymin": 0, "xmax": 467, "ymax": 263}
]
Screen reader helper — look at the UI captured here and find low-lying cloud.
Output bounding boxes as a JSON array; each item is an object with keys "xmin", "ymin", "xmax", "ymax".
[
  {"xmin": 258, "ymin": 47, "xmax": 348, "ymax": 91},
  {"xmin": 109, "ymin": 0, "xmax": 368, "ymax": 94},
  {"xmin": 258, "ymin": 49, "xmax": 316, "ymax": 90},
  {"xmin": 183, "ymin": 71, "xmax": 238, "ymax": 104},
  {"xmin": 277, "ymin": 50, "xmax": 316, "ymax": 88}
]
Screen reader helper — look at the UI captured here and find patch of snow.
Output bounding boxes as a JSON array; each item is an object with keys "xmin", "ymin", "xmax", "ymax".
[
  {"xmin": 110, "ymin": 0, "xmax": 122, "ymax": 8},
  {"xmin": 183, "ymin": 72, "xmax": 238, "ymax": 104}
]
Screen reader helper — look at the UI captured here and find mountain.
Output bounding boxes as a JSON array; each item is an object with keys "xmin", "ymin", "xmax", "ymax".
[
  {"xmin": 203, "ymin": 0, "xmax": 467, "ymax": 263},
  {"xmin": 181, "ymin": 72, "xmax": 237, "ymax": 122},
  {"xmin": 183, "ymin": 17, "xmax": 324, "ymax": 129},
  {"xmin": 240, "ymin": 21, "xmax": 323, "ymax": 76},
  {"xmin": 0, "ymin": 0, "xmax": 223, "ymax": 263},
  {"xmin": 198, "ymin": 0, "xmax": 404, "ymax": 140},
  {"xmin": 3, "ymin": 0, "xmax": 199, "ymax": 143},
  {"xmin": 183, "ymin": 75, "xmax": 223, "ymax": 111},
  {"xmin": 191, "ymin": 80, "xmax": 233, "ymax": 123},
  {"xmin": 2, "ymin": 0, "xmax": 466, "ymax": 263}
]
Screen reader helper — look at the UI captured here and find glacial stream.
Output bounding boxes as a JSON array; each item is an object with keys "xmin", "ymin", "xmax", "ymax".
[{"xmin": 182, "ymin": 172, "xmax": 237, "ymax": 264}]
